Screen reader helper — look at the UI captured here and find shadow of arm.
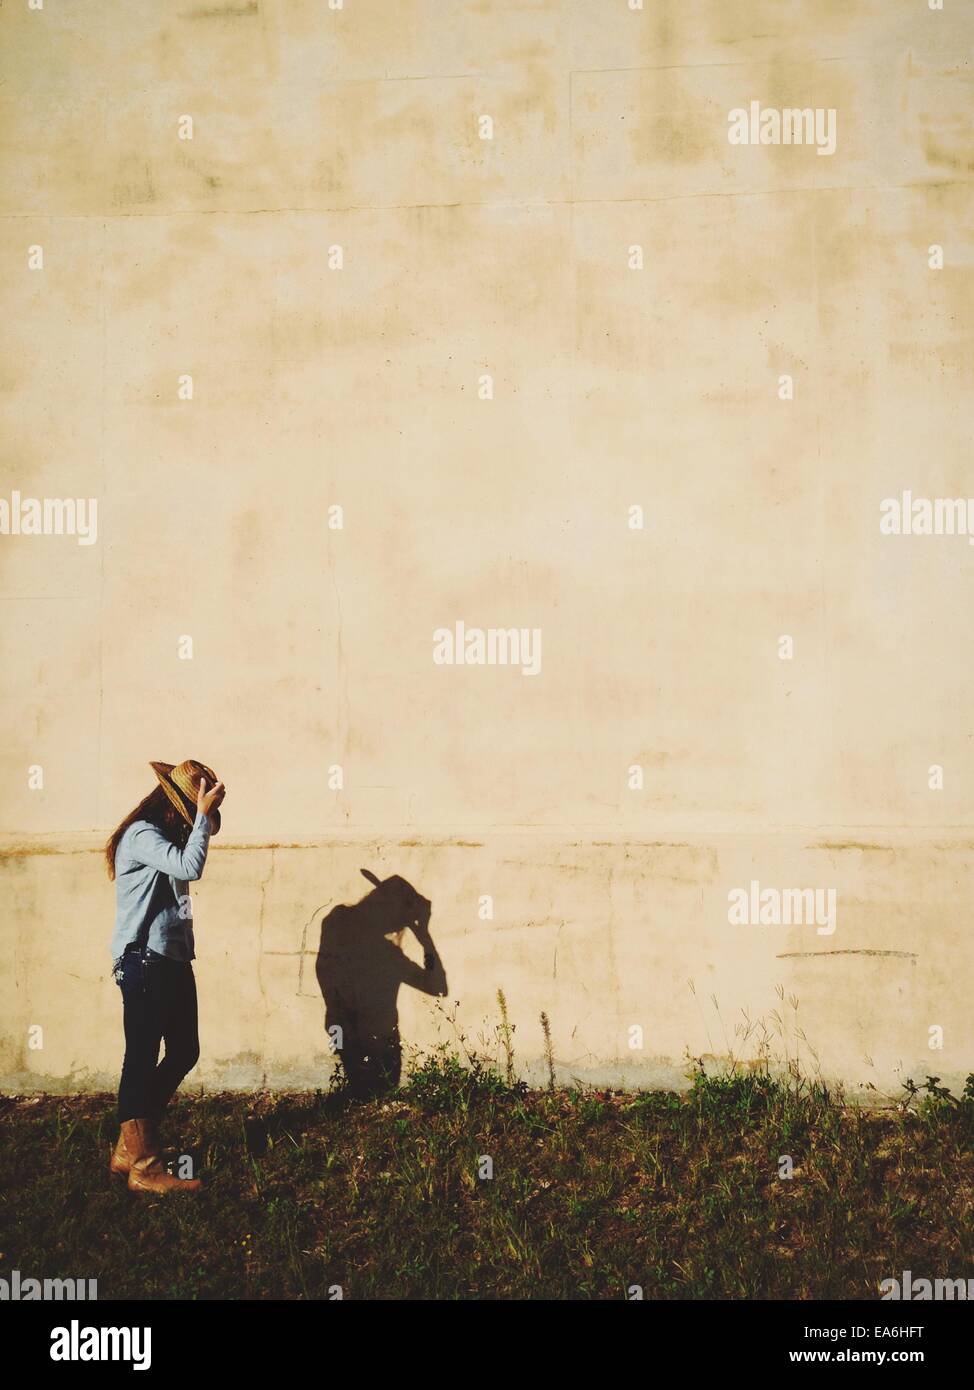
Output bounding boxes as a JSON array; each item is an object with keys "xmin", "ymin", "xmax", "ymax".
[{"xmin": 398, "ymin": 945, "xmax": 448, "ymax": 997}]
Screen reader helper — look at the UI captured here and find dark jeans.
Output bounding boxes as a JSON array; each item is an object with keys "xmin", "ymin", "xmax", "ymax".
[{"xmin": 116, "ymin": 948, "xmax": 200, "ymax": 1125}]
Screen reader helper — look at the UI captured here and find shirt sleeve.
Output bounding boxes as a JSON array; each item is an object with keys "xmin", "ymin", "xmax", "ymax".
[{"xmin": 126, "ymin": 812, "xmax": 212, "ymax": 881}]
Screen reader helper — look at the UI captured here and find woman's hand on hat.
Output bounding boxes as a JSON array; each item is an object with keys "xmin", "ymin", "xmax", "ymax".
[{"xmin": 197, "ymin": 777, "xmax": 225, "ymax": 823}]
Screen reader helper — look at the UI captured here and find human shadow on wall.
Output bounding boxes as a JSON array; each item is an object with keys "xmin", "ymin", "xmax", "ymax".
[{"xmin": 315, "ymin": 869, "xmax": 448, "ymax": 1099}]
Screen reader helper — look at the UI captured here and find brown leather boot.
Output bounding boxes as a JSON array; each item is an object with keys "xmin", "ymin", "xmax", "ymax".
[
  {"xmin": 109, "ymin": 1122, "xmax": 138, "ymax": 1177},
  {"xmin": 112, "ymin": 1117, "xmax": 165, "ymax": 1174},
  {"xmin": 123, "ymin": 1119, "xmax": 201, "ymax": 1194}
]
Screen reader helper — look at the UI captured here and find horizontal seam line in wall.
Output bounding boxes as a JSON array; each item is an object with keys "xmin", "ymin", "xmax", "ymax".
[
  {"xmin": 0, "ymin": 56, "xmax": 871, "ymax": 93},
  {"xmin": 1, "ymin": 180, "xmax": 970, "ymax": 220},
  {"xmin": 6, "ymin": 831, "xmax": 974, "ymax": 856},
  {"xmin": 776, "ymin": 950, "xmax": 918, "ymax": 959}
]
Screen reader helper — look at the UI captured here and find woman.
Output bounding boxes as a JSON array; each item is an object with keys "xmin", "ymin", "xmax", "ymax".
[{"xmin": 105, "ymin": 760, "xmax": 225, "ymax": 1194}]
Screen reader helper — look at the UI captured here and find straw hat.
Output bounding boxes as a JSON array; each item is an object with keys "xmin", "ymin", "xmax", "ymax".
[{"xmin": 150, "ymin": 759, "xmax": 222, "ymax": 834}]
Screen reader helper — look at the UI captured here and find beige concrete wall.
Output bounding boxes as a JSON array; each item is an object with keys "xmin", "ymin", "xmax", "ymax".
[{"xmin": 2, "ymin": 2, "xmax": 972, "ymax": 1097}]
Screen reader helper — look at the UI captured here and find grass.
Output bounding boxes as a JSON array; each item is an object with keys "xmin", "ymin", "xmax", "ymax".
[{"xmin": 1, "ymin": 1056, "xmax": 973, "ymax": 1300}]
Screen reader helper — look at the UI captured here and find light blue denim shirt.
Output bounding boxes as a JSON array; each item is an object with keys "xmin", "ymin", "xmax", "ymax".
[{"xmin": 110, "ymin": 811, "xmax": 211, "ymax": 963}]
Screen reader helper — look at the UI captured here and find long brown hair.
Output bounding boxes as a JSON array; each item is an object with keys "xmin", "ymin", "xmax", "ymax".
[{"xmin": 105, "ymin": 785, "xmax": 190, "ymax": 881}]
